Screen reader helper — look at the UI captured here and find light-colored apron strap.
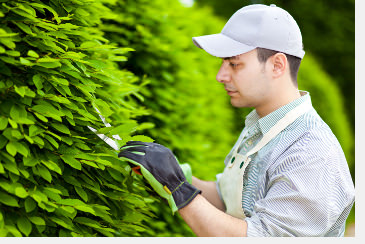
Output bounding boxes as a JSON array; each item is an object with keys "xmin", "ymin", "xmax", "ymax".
[
  {"xmin": 229, "ymin": 98, "xmax": 312, "ymax": 168},
  {"xmin": 245, "ymin": 98, "xmax": 312, "ymax": 158}
]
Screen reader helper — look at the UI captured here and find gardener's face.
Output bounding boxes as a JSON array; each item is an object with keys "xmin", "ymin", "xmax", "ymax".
[{"xmin": 216, "ymin": 49, "xmax": 272, "ymax": 108}]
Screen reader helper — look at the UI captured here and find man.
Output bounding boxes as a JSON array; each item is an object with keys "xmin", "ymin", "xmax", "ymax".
[{"xmin": 119, "ymin": 4, "xmax": 355, "ymax": 236}]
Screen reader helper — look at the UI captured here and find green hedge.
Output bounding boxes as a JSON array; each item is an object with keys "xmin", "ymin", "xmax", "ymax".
[
  {"xmin": 101, "ymin": 0, "xmax": 237, "ymax": 236},
  {"xmin": 0, "ymin": 0, "xmax": 157, "ymax": 237}
]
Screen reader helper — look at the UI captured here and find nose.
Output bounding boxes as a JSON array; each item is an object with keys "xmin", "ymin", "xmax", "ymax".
[{"xmin": 216, "ymin": 61, "xmax": 231, "ymax": 84}]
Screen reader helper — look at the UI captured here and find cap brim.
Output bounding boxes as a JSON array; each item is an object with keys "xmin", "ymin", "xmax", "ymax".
[{"xmin": 192, "ymin": 33, "xmax": 256, "ymax": 58}]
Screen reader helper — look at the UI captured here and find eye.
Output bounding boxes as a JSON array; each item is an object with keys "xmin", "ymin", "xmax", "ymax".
[{"xmin": 230, "ymin": 62, "xmax": 240, "ymax": 68}]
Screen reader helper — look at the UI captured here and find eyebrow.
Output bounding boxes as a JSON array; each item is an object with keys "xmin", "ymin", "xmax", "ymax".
[{"xmin": 223, "ymin": 55, "xmax": 240, "ymax": 61}]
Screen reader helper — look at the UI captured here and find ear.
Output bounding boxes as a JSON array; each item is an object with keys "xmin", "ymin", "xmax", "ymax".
[{"xmin": 270, "ymin": 53, "xmax": 287, "ymax": 79}]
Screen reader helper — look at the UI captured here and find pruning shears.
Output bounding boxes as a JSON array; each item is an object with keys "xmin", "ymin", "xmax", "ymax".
[{"xmin": 87, "ymin": 107, "xmax": 142, "ymax": 175}]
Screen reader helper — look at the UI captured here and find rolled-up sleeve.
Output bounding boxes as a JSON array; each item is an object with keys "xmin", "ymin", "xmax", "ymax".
[{"xmin": 245, "ymin": 145, "xmax": 355, "ymax": 237}]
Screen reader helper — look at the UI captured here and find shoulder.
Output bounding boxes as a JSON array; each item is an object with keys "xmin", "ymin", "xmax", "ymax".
[{"xmin": 268, "ymin": 108, "xmax": 347, "ymax": 174}]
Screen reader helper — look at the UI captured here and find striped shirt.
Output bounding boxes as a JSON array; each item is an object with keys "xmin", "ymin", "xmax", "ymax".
[{"xmin": 216, "ymin": 91, "xmax": 355, "ymax": 236}]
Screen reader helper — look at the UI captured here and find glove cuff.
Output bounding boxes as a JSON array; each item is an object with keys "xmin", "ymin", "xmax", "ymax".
[
  {"xmin": 171, "ymin": 181, "xmax": 201, "ymax": 210},
  {"xmin": 179, "ymin": 163, "xmax": 192, "ymax": 184}
]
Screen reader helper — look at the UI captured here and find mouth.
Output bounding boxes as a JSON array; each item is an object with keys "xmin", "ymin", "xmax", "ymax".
[{"xmin": 225, "ymin": 88, "xmax": 238, "ymax": 96}]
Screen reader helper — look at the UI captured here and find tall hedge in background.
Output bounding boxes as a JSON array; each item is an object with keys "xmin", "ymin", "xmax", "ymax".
[
  {"xmin": 0, "ymin": 0, "xmax": 158, "ymax": 237},
  {"xmin": 101, "ymin": 0, "xmax": 237, "ymax": 236}
]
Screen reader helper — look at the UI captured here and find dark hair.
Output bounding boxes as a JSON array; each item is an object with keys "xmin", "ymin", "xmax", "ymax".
[{"xmin": 256, "ymin": 47, "xmax": 302, "ymax": 86}]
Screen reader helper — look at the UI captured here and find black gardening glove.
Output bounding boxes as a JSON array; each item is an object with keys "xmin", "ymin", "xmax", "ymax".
[{"xmin": 118, "ymin": 141, "xmax": 201, "ymax": 213}]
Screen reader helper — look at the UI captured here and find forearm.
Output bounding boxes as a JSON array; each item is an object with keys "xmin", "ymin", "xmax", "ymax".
[
  {"xmin": 178, "ymin": 194, "xmax": 247, "ymax": 237},
  {"xmin": 191, "ymin": 176, "xmax": 226, "ymax": 211}
]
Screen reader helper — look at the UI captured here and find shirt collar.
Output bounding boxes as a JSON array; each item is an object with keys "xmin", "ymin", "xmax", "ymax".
[{"xmin": 244, "ymin": 91, "xmax": 312, "ymax": 135}]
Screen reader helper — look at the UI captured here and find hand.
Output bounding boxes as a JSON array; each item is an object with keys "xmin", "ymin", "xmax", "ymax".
[{"xmin": 118, "ymin": 141, "xmax": 201, "ymax": 214}]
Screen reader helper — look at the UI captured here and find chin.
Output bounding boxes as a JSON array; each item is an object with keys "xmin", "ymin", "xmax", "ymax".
[
  {"xmin": 230, "ymin": 100, "xmax": 245, "ymax": 108},
  {"xmin": 230, "ymin": 98, "xmax": 250, "ymax": 108}
]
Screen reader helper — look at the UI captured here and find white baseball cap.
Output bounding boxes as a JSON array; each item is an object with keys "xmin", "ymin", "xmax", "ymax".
[{"xmin": 192, "ymin": 4, "xmax": 305, "ymax": 59}]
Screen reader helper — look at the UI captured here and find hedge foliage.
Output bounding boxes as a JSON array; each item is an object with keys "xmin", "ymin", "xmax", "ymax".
[
  {"xmin": 0, "ymin": 0, "xmax": 354, "ymax": 237},
  {"xmin": 0, "ymin": 0, "xmax": 158, "ymax": 237},
  {"xmin": 101, "ymin": 0, "xmax": 237, "ymax": 236}
]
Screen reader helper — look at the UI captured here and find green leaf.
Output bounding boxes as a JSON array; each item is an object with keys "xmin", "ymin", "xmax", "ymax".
[
  {"xmin": 109, "ymin": 122, "xmax": 138, "ymax": 135},
  {"xmin": 51, "ymin": 123, "xmax": 70, "ymax": 134},
  {"xmin": 20, "ymin": 57, "xmax": 33, "ymax": 66},
  {"xmin": 32, "ymin": 74, "xmax": 43, "ymax": 89},
  {"xmin": 80, "ymin": 160, "xmax": 99, "ymax": 169},
  {"xmin": 23, "ymin": 156, "xmax": 38, "ymax": 167},
  {"xmin": 29, "ymin": 125, "xmax": 44, "ymax": 137},
  {"xmin": 52, "ymin": 76, "xmax": 69, "ymax": 86},
  {"xmin": 5, "ymin": 225, "xmax": 22, "ymax": 237},
  {"xmin": 74, "ymin": 186, "xmax": 88, "ymax": 202},
  {"xmin": 10, "ymin": 105, "xmax": 22, "ymax": 121},
  {"xmin": 27, "ymin": 50, "xmax": 39, "ymax": 58},
  {"xmin": 45, "ymin": 130, "xmax": 62, "ymax": 141},
  {"xmin": 28, "ymin": 216, "xmax": 45, "ymax": 226},
  {"xmin": 130, "ymin": 135, "xmax": 154, "ymax": 143},
  {"xmin": 64, "ymin": 175, "xmax": 81, "ymax": 187},
  {"xmin": 34, "ymin": 112, "xmax": 48, "ymax": 122},
  {"xmin": 12, "ymin": 141, "xmax": 29, "ymax": 157},
  {"xmin": 24, "ymin": 135, "xmax": 34, "ymax": 144},
  {"xmin": 49, "ymin": 217, "xmax": 74, "ymax": 230},
  {"xmin": 35, "ymin": 61, "xmax": 61, "ymax": 68},
  {"xmin": 97, "ymin": 126, "xmax": 113, "ymax": 134},
  {"xmin": 6, "ymin": 50, "xmax": 20, "ymax": 57},
  {"xmin": 30, "ymin": 189, "xmax": 48, "ymax": 204},
  {"xmin": 74, "ymin": 142, "xmax": 91, "ymax": 150},
  {"xmin": 42, "ymin": 187, "xmax": 61, "ymax": 201},
  {"xmin": 2, "ymin": 160, "xmax": 19, "ymax": 175},
  {"xmin": 14, "ymin": 86, "xmax": 35, "ymax": 98},
  {"xmin": 15, "ymin": 186, "xmax": 28, "ymax": 198},
  {"xmin": 60, "ymin": 155, "xmax": 82, "ymax": 170},
  {"xmin": 44, "ymin": 135, "xmax": 59, "ymax": 149},
  {"xmin": 8, "ymin": 118, "xmax": 18, "ymax": 129},
  {"xmin": 32, "ymin": 104, "xmax": 61, "ymax": 117},
  {"xmin": 74, "ymin": 217, "xmax": 102, "ymax": 229},
  {"xmin": 45, "ymin": 95, "xmax": 71, "ymax": 104},
  {"xmin": 74, "ymin": 205, "xmax": 95, "ymax": 215},
  {"xmin": 56, "ymin": 206, "xmax": 77, "ymax": 220},
  {"xmin": 6, "ymin": 141, "xmax": 17, "ymax": 156},
  {"xmin": 18, "ymin": 166, "xmax": 30, "ymax": 179},
  {"xmin": 37, "ymin": 165, "xmax": 52, "ymax": 183},
  {"xmin": 41, "ymin": 160, "xmax": 62, "ymax": 174},
  {"xmin": 38, "ymin": 201, "xmax": 56, "ymax": 212},
  {"xmin": 13, "ymin": 22, "xmax": 34, "ymax": 35},
  {"xmin": 94, "ymin": 158, "xmax": 112, "ymax": 167},
  {"xmin": 0, "ymin": 191, "xmax": 19, "ymax": 207},
  {"xmin": 0, "ymin": 209, "xmax": 3, "ymax": 229},
  {"xmin": 0, "ymin": 117, "xmax": 8, "ymax": 130},
  {"xmin": 24, "ymin": 197, "xmax": 37, "ymax": 213},
  {"xmin": 57, "ymin": 198, "xmax": 85, "ymax": 206},
  {"xmin": 17, "ymin": 217, "xmax": 32, "ymax": 236},
  {"xmin": 14, "ymin": 85, "xmax": 25, "ymax": 97}
]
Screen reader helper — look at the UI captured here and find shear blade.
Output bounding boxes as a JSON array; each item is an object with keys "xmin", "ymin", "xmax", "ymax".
[{"xmin": 87, "ymin": 126, "xmax": 119, "ymax": 150}]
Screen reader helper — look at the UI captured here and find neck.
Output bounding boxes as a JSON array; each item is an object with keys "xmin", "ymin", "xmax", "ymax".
[{"xmin": 256, "ymin": 88, "xmax": 301, "ymax": 118}]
